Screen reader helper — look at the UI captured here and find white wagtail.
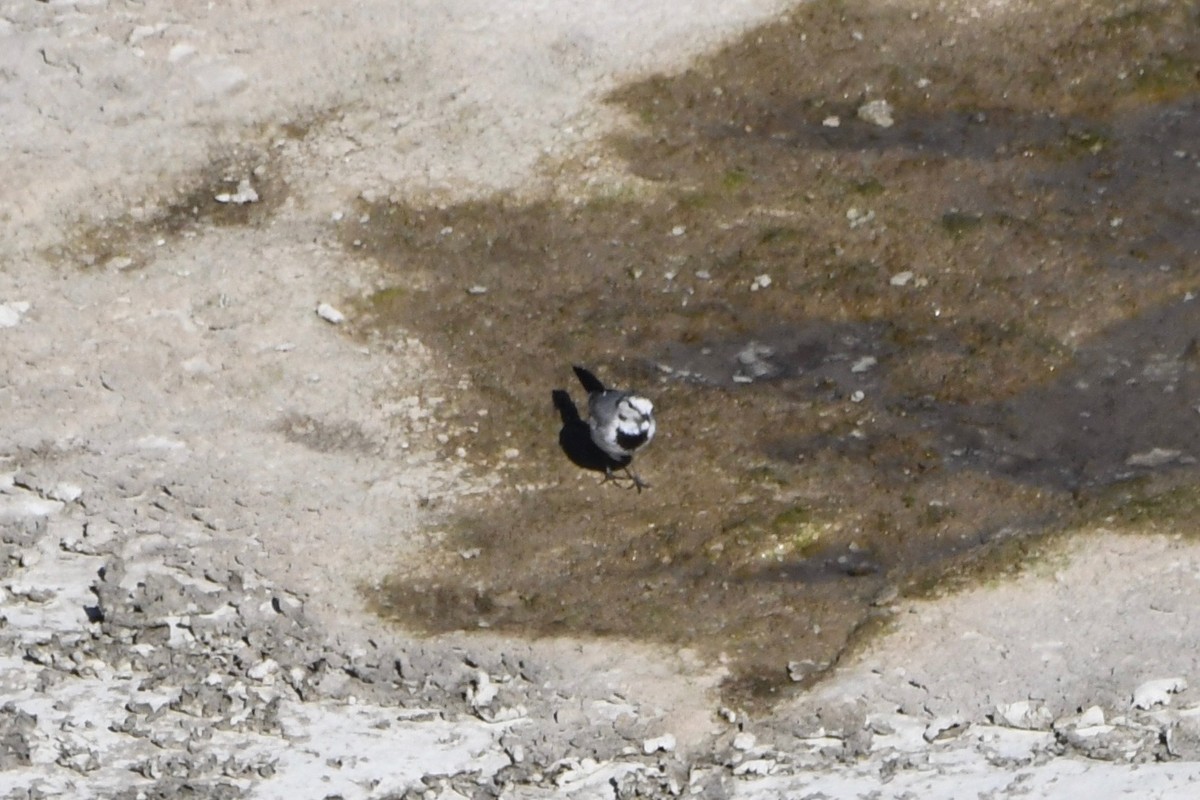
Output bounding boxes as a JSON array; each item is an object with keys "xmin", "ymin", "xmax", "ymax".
[{"xmin": 572, "ymin": 365, "xmax": 656, "ymax": 491}]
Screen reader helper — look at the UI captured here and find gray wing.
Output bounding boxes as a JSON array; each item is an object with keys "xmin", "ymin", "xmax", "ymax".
[{"xmin": 587, "ymin": 389, "xmax": 627, "ymax": 424}]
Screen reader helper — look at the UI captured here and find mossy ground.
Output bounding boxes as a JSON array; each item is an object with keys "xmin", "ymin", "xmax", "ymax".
[{"xmin": 348, "ymin": 0, "xmax": 1200, "ymax": 705}]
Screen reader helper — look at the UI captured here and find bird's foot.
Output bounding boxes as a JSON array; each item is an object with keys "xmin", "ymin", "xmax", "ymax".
[{"xmin": 600, "ymin": 467, "xmax": 650, "ymax": 493}]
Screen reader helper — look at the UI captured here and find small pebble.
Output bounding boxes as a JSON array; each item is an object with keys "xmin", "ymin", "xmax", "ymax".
[
  {"xmin": 750, "ymin": 274, "xmax": 772, "ymax": 292},
  {"xmin": 732, "ymin": 759, "xmax": 776, "ymax": 776},
  {"xmin": 643, "ymin": 733, "xmax": 676, "ymax": 754},
  {"xmin": 247, "ymin": 659, "xmax": 279, "ymax": 681},
  {"xmin": 850, "ymin": 356, "xmax": 877, "ymax": 374},
  {"xmin": 733, "ymin": 732, "xmax": 757, "ymax": 751},
  {"xmin": 924, "ymin": 717, "xmax": 968, "ymax": 743},
  {"xmin": 214, "ymin": 178, "xmax": 258, "ymax": 205},
  {"xmin": 316, "ymin": 303, "xmax": 345, "ymax": 324},
  {"xmin": 847, "ymin": 208, "xmax": 875, "ymax": 228},
  {"xmin": 0, "ymin": 301, "xmax": 30, "ymax": 328},
  {"xmin": 1132, "ymin": 677, "xmax": 1187, "ymax": 709},
  {"xmin": 857, "ymin": 99, "xmax": 894, "ymax": 128},
  {"xmin": 167, "ymin": 43, "xmax": 196, "ymax": 63},
  {"xmin": 1126, "ymin": 448, "xmax": 1182, "ymax": 468}
]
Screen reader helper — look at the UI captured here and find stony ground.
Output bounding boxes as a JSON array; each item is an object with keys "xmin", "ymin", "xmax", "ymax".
[{"xmin": 3, "ymin": 1, "xmax": 1200, "ymax": 798}]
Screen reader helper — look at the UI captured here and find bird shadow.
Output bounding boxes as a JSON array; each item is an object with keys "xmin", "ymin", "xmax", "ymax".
[{"xmin": 552, "ymin": 389, "xmax": 630, "ymax": 474}]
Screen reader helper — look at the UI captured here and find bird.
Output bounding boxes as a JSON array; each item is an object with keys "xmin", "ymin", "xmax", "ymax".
[{"xmin": 571, "ymin": 365, "xmax": 656, "ymax": 491}]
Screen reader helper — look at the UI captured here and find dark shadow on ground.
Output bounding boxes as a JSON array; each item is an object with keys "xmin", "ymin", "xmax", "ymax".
[{"xmin": 552, "ymin": 388, "xmax": 619, "ymax": 473}]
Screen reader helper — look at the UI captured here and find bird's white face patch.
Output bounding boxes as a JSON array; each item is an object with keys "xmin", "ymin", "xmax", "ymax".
[
  {"xmin": 615, "ymin": 396, "xmax": 654, "ymax": 437},
  {"xmin": 624, "ymin": 396, "xmax": 653, "ymax": 417}
]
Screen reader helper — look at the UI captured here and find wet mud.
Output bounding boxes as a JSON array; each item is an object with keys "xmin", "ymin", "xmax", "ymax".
[{"xmin": 346, "ymin": 0, "xmax": 1200, "ymax": 705}]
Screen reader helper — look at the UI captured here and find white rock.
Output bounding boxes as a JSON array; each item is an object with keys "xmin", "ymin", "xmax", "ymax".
[
  {"xmin": 642, "ymin": 733, "xmax": 676, "ymax": 754},
  {"xmin": 993, "ymin": 700, "xmax": 1053, "ymax": 730},
  {"xmin": 749, "ymin": 274, "xmax": 772, "ymax": 292},
  {"xmin": 850, "ymin": 356, "xmax": 877, "ymax": 373},
  {"xmin": 890, "ymin": 270, "xmax": 914, "ymax": 287},
  {"xmin": 732, "ymin": 759, "xmax": 776, "ymax": 776},
  {"xmin": 1126, "ymin": 448, "xmax": 1183, "ymax": 468},
  {"xmin": 167, "ymin": 43, "xmax": 197, "ymax": 63},
  {"xmin": 48, "ymin": 483, "xmax": 83, "ymax": 503},
  {"xmin": 1071, "ymin": 723, "xmax": 1116, "ymax": 739},
  {"xmin": 822, "ymin": 116, "xmax": 840, "ymax": 128},
  {"xmin": 316, "ymin": 303, "xmax": 345, "ymax": 324},
  {"xmin": 467, "ymin": 670, "xmax": 498, "ymax": 709},
  {"xmin": 467, "ymin": 285, "xmax": 488, "ymax": 295},
  {"xmin": 924, "ymin": 716, "xmax": 968, "ymax": 742},
  {"xmin": 847, "ymin": 207, "xmax": 875, "ymax": 228},
  {"xmin": 166, "ymin": 618, "xmax": 196, "ymax": 648},
  {"xmin": 1133, "ymin": 677, "xmax": 1187, "ymax": 709},
  {"xmin": 857, "ymin": 99, "xmax": 895, "ymax": 128},
  {"xmin": 1056, "ymin": 705, "xmax": 1107, "ymax": 729},
  {"xmin": 248, "ymin": 658, "xmax": 280, "ymax": 681},
  {"xmin": 214, "ymin": 178, "xmax": 259, "ymax": 205},
  {"xmin": 482, "ymin": 704, "xmax": 526, "ymax": 723},
  {"xmin": 787, "ymin": 659, "xmax": 820, "ymax": 682},
  {"xmin": 0, "ymin": 494, "xmax": 63, "ymax": 521},
  {"xmin": 732, "ymin": 732, "xmax": 757, "ymax": 751},
  {"xmin": 0, "ymin": 301, "xmax": 30, "ymax": 328}
]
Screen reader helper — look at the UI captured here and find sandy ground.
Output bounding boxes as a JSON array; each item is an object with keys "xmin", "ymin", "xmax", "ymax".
[{"xmin": 3, "ymin": 0, "xmax": 1200, "ymax": 797}]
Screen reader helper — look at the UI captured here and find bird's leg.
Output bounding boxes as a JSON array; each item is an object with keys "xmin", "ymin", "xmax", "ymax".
[
  {"xmin": 623, "ymin": 467, "xmax": 650, "ymax": 493},
  {"xmin": 599, "ymin": 466, "xmax": 649, "ymax": 492},
  {"xmin": 601, "ymin": 466, "xmax": 622, "ymax": 487}
]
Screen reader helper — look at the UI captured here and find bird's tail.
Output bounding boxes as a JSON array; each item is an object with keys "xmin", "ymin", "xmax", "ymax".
[
  {"xmin": 572, "ymin": 365, "xmax": 607, "ymax": 394},
  {"xmin": 551, "ymin": 389, "xmax": 582, "ymax": 424}
]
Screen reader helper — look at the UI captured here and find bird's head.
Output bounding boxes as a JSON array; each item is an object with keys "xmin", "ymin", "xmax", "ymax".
[{"xmin": 619, "ymin": 396, "xmax": 653, "ymax": 423}]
